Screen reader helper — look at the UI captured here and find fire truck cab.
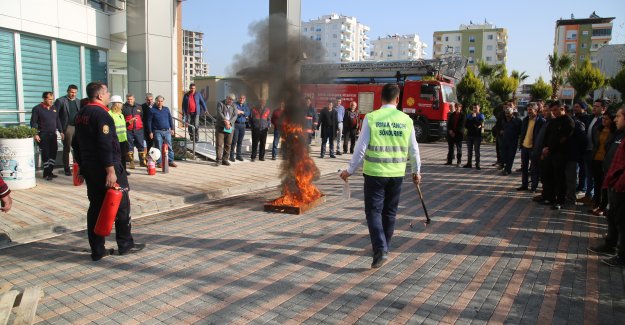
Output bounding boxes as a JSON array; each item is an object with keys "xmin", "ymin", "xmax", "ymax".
[{"xmin": 301, "ymin": 57, "xmax": 467, "ymax": 142}]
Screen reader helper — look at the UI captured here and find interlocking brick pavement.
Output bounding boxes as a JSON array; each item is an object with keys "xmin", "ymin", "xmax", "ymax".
[{"xmin": 1, "ymin": 143, "xmax": 624, "ymax": 324}]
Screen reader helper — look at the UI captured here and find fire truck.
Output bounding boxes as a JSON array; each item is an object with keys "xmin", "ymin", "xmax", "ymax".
[{"xmin": 300, "ymin": 57, "xmax": 468, "ymax": 142}]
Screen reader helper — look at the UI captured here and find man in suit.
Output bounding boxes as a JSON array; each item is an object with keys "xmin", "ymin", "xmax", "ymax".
[
  {"xmin": 54, "ymin": 84, "xmax": 80, "ymax": 176},
  {"xmin": 517, "ymin": 102, "xmax": 545, "ymax": 191}
]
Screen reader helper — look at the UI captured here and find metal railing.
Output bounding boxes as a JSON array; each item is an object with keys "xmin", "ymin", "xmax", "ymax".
[{"xmin": 172, "ymin": 110, "xmax": 216, "ymax": 160}]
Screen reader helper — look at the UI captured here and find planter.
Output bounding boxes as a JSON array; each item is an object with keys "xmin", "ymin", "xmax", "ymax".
[{"xmin": 0, "ymin": 138, "xmax": 36, "ymax": 189}]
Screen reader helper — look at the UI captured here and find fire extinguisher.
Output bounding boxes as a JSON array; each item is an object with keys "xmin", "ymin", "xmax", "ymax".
[
  {"xmin": 94, "ymin": 184, "xmax": 124, "ymax": 237},
  {"xmin": 72, "ymin": 162, "xmax": 83, "ymax": 186},
  {"xmin": 162, "ymin": 143, "xmax": 169, "ymax": 174},
  {"xmin": 147, "ymin": 157, "xmax": 156, "ymax": 175}
]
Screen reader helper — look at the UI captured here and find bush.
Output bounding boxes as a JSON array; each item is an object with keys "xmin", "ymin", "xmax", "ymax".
[{"xmin": 0, "ymin": 125, "xmax": 38, "ymax": 139}]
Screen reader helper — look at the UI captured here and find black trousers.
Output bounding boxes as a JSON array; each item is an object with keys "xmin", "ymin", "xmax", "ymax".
[
  {"xmin": 364, "ymin": 175, "xmax": 403, "ymax": 253},
  {"xmin": 83, "ymin": 164, "xmax": 134, "ymax": 259},
  {"xmin": 320, "ymin": 128, "xmax": 335, "ymax": 156},
  {"xmin": 187, "ymin": 113, "xmax": 200, "ymax": 141},
  {"xmin": 591, "ymin": 160, "xmax": 605, "ymax": 208},
  {"xmin": 466, "ymin": 136, "xmax": 482, "ymax": 166},
  {"xmin": 605, "ymin": 190, "xmax": 625, "ymax": 257},
  {"xmin": 543, "ymin": 152, "xmax": 567, "ymax": 204},
  {"xmin": 446, "ymin": 138, "xmax": 462, "ymax": 163},
  {"xmin": 343, "ymin": 128, "xmax": 357, "ymax": 154},
  {"xmin": 251, "ymin": 128, "xmax": 268, "ymax": 159},
  {"xmin": 120, "ymin": 141, "xmax": 129, "ymax": 172},
  {"xmin": 38, "ymin": 132, "xmax": 58, "ymax": 177}
]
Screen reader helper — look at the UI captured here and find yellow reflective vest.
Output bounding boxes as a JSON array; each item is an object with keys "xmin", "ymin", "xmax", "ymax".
[{"xmin": 363, "ymin": 107, "xmax": 413, "ymax": 177}]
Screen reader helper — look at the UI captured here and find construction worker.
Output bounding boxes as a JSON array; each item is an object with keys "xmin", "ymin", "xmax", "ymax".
[{"xmin": 340, "ymin": 83, "xmax": 422, "ymax": 269}]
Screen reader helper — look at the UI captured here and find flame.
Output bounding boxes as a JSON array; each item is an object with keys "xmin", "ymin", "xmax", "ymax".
[{"xmin": 269, "ymin": 121, "xmax": 322, "ymax": 207}]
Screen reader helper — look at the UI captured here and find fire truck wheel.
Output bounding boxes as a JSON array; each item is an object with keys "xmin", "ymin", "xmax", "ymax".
[{"xmin": 414, "ymin": 120, "xmax": 429, "ymax": 143}]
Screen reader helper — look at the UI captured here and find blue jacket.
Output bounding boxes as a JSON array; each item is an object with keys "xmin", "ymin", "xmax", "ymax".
[
  {"xmin": 235, "ymin": 102, "xmax": 250, "ymax": 124},
  {"xmin": 182, "ymin": 92, "xmax": 207, "ymax": 115},
  {"xmin": 502, "ymin": 116, "xmax": 522, "ymax": 144}
]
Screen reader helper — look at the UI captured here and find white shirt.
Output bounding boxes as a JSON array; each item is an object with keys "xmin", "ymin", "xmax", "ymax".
[{"xmin": 346, "ymin": 104, "xmax": 421, "ymax": 175}]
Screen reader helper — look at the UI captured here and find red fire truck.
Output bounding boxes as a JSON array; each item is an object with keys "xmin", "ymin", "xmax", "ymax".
[{"xmin": 301, "ymin": 57, "xmax": 468, "ymax": 142}]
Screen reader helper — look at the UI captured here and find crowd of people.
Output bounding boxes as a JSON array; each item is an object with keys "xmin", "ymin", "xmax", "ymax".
[{"xmin": 444, "ymin": 98, "xmax": 625, "ymax": 267}]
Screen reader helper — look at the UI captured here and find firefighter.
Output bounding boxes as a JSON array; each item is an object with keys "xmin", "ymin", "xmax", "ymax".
[
  {"xmin": 31, "ymin": 91, "xmax": 64, "ymax": 180},
  {"xmin": 340, "ymin": 84, "xmax": 422, "ymax": 269},
  {"xmin": 73, "ymin": 81, "xmax": 145, "ymax": 261}
]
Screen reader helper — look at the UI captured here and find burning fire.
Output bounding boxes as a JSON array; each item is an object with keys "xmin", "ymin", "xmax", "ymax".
[{"xmin": 269, "ymin": 121, "xmax": 322, "ymax": 207}]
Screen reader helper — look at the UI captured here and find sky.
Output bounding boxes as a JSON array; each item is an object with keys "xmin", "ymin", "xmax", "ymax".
[{"xmin": 182, "ymin": 0, "xmax": 625, "ymax": 83}]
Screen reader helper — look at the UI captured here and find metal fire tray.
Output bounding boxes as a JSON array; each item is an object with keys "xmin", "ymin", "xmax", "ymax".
[{"xmin": 264, "ymin": 194, "xmax": 325, "ymax": 215}]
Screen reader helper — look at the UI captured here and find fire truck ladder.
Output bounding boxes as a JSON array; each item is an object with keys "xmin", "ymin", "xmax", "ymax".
[{"xmin": 301, "ymin": 56, "xmax": 468, "ymax": 81}]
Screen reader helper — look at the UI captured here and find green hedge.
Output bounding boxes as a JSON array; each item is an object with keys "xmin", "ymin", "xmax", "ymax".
[{"xmin": 0, "ymin": 125, "xmax": 38, "ymax": 139}]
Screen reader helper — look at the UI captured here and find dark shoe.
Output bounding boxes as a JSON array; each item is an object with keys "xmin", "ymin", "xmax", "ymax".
[
  {"xmin": 444, "ymin": 161, "xmax": 453, "ymax": 165},
  {"xmin": 50, "ymin": 174, "xmax": 58, "ymax": 178},
  {"xmin": 222, "ymin": 160, "xmax": 231, "ymax": 166},
  {"xmin": 125, "ymin": 170, "xmax": 131, "ymax": 176},
  {"xmin": 119, "ymin": 243, "xmax": 146, "ymax": 256},
  {"xmin": 272, "ymin": 157, "xmax": 276, "ymax": 160},
  {"xmin": 156, "ymin": 163, "xmax": 162, "ymax": 168},
  {"xmin": 532, "ymin": 195, "xmax": 544, "ymax": 202},
  {"xmin": 45, "ymin": 175, "xmax": 53, "ymax": 181},
  {"xmin": 502, "ymin": 170, "xmax": 511, "ymax": 176},
  {"xmin": 336, "ymin": 152, "xmax": 342, "ymax": 155},
  {"xmin": 330, "ymin": 155, "xmax": 336, "ymax": 158},
  {"xmin": 516, "ymin": 186, "xmax": 528, "ymax": 191},
  {"xmin": 588, "ymin": 245, "xmax": 616, "ymax": 256},
  {"xmin": 214, "ymin": 161, "xmax": 220, "ymax": 167},
  {"xmin": 169, "ymin": 162, "xmax": 178, "ymax": 167},
  {"xmin": 236, "ymin": 157, "xmax": 244, "ymax": 161},
  {"xmin": 92, "ymin": 248, "xmax": 115, "ymax": 261},
  {"xmin": 319, "ymin": 155, "xmax": 324, "ymax": 159},
  {"xmin": 259, "ymin": 158, "xmax": 265, "ymax": 161},
  {"xmin": 475, "ymin": 165, "xmax": 481, "ymax": 170},
  {"xmin": 601, "ymin": 255, "xmax": 625, "ymax": 267},
  {"xmin": 371, "ymin": 250, "xmax": 388, "ymax": 269},
  {"xmin": 229, "ymin": 157, "xmax": 235, "ymax": 162},
  {"xmin": 462, "ymin": 164, "xmax": 472, "ymax": 168},
  {"xmin": 64, "ymin": 169, "xmax": 72, "ymax": 176},
  {"xmin": 251, "ymin": 158, "xmax": 256, "ymax": 162},
  {"xmin": 515, "ymin": 168, "xmax": 522, "ymax": 173}
]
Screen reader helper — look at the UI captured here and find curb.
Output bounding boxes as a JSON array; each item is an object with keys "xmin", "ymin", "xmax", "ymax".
[{"xmin": 0, "ymin": 177, "xmax": 286, "ymax": 248}]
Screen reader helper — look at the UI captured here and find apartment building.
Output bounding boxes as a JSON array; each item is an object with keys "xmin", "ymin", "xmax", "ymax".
[
  {"xmin": 183, "ymin": 29, "xmax": 209, "ymax": 91},
  {"xmin": 554, "ymin": 12, "xmax": 614, "ymax": 67},
  {"xmin": 370, "ymin": 34, "xmax": 427, "ymax": 61},
  {"xmin": 433, "ymin": 22, "xmax": 507, "ymax": 66},
  {"xmin": 301, "ymin": 13, "xmax": 370, "ymax": 62}
]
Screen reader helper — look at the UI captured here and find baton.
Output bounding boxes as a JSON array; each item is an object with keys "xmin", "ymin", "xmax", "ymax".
[{"xmin": 410, "ymin": 184, "xmax": 431, "ymax": 228}]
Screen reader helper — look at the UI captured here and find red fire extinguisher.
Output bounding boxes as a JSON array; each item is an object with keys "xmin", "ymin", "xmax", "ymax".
[
  {"xmin": 162, "ymin": 143, "xmax": 169, "ymax": 174},
  {"xmin": 72, "ymin": 162, "xmax": 83, "ymax": 186},
  {"xmin": 94, "ymin": 184, "xmax": 123, "ymax": 237},
  {"xmin": 147, "ymin": 158, "xmax": 156, "ymax": 175}
]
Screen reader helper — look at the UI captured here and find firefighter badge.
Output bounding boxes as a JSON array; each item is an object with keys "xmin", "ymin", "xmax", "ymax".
[{"xmin": 103, "ymin": 125, "xmax": 110, "ymax": 134}]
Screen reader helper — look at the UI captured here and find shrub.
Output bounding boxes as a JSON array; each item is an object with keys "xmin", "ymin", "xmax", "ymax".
[{"xmin": 0, "ymin": 125, "xmax": 38, "ymax": 139}]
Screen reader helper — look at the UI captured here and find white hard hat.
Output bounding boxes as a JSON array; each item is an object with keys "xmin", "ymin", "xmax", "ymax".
[
  {"xmin": 110, "ymin": 95, "xmax": 123, "ymax": 103},
  {"xmin": 148, "ymin": 147, "xmax": 161, "ymax": 161}
]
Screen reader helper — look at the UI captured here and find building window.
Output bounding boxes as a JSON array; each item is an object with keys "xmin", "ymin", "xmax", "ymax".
[
  {"xmin": 582, "ymin": 30, "xmax": 589, "ymax": 36},
  {"xmin": 566, "ymin": 30, "xmax": 577, "ymax": 40},
  {"xmin": 333, "ymin": 34, "xmax": 337, "ymax": 38},
  {"xmin": 455, "ymin": 46, "xmax": 460, "ymax": 53},
  {"xmin": 387, "ymin": 45, "xmax": 392, "ymax": 49},
  {"xmin": 580, "ymin": 55, "xmax": 585, "ymax": 60},
  {"xmin": 445, "ymin": 36, "xmax": 449, "ymax": 41},
  {"xmin": 581, "ymin": 43, "xmax": 587, "ymax": 49},
  {"xmin": 592, "ymin": 28, "xmax": 612, "ymax": 37},
  {"xmin": 486, "ymin": 56, "xmax": 492, "ymax": 62},
  {"xmin": 387, "ymin": 53, "xmax": 392, "ymax": 57},
  {"xmin": 469, "ymin": 46, "xmax": 475, "ymax": 54},
  {"xmin": 468, "ymin": 57, "xmax": 474, "ymax": 64},
  {"xmin": 456, "ymin": 36, "xmax": 461, "ymax": 41},
  {"xmin": 566, "ymin": 43, "xmax": 577, "ymax": 53},
  {"xmin": 469, "ymin": 36, "xmax": 475, "ymax": 42},
  {"xmin": 486, "ymin": 45, "xmax": 493, "ymax": 51},
  {"xmin": 304, "ymin": 27, "xmax": 307, "ymax": 32},
  {"xmin": 487, "ymin": 34, "xmax": 494, "ymax": 40}
]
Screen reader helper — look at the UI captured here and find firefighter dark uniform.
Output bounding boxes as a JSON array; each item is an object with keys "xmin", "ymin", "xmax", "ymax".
[
  {"xmin": 30, "ymin": 102, "xmax": 63, "ymax": 179},
  {"xmin": 343, "ymin": 103, "xmax": 421, "ymax": 268},
  {"xmin": 72, "ymin": 101, "xmax": 135, "ymax": 261}
]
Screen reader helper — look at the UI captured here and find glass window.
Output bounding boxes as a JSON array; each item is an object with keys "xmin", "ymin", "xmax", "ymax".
[
  {"xmin": 469, "ymin": 36, "xmax": 475, "ymax": 42},
  {"xmin": 420, "ymin": 84, "xmax": 437, "ymax": 101},
  {"xmin": 442, "ymin": 85, "xmax": 457, "ymax": 103},
  {"xmin": 0, "ymin": 30, "xmax": 18, "ymax": 124},
  {"xmin": 566, "ymin": 43, "xmax": 577, "ymax": 53},
  {"xmin": 21, "ymin": 35, "xmax": 52, "ymax": 122},
  {"xmin": 445, "ymin": 36, "xmax": 449, "ymax": 41},
  {"xmin": 487, "ymin": 34, "xmax": 494, "ymax": 40},
  {"xmin": 582, "ymin": 30, "xmax": 589, "ymax": 36},
  {"xmin": 469, "ymin": 46, "xmax": 475, "ymax": 54},
  {"xmin": 85, "ymin": 47, "xmax": 108, "ymax": 84},
  {"xmin": 486, "ymin": 56, "xmax": 492, "ymax": 62},
  {"xmin": 592, "ymin": 29, "xmax": 612, "ymax": 37},
  {"xmin": 486, "ymin": 45, "xmax": 493, "ymax": 51},
  {"xmin": 57, "ymin": 42, "xmax": 82, "ymax": 98},
  {"xmin": 456, "ymin": 36, "xmax": 461, "ymax": 41}
]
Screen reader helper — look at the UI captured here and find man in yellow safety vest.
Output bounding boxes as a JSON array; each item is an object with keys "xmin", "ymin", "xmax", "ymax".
[{"xmin": 340, "ymin": 83, "xmax": 422, "ymax": 269}]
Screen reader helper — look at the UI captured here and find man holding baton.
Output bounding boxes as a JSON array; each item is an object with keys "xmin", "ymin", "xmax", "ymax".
[{"xmin": 340, "ymin": 83, "xmax": 422, "ymax": 269}]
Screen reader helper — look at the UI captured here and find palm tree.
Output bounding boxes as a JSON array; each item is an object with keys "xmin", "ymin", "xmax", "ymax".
[
  {"xmin": 510, "ymin": 70, "xmax": 529, "ymax": 103},
  {"xmin": 477, "ymin": 60, "xmax": 501, "ymax": 88},
  {"xmin": 548, "ymin": 51, "xmax": 573, "ymax": 100}
]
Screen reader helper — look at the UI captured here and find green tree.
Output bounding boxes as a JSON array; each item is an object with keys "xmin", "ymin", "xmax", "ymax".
[
  {"xmin": 510, "ymin": 70, "xmax": 529, "ymax": 103},
  {"xmin": 489, "ymin": 68, "xmax": 518, "ymax": 103},
  {"xmin": 548, "ymin": 50, "xmax": 573, "ymax": 100},
  {"xmin": 529, "ymin": 76, "xmax": 553, "ymax": 101},
  {"xmin": 457, "ymin": 69, "xmax": 491, "ymax": 118},
  {"xmin": 477, "ymin": 60, "xmax": 503, "ymax": 88},
  {"xmin": 610, "ymin": 65, "xmax": 625, "ymax": 100},
  {"xmin": 568, "ymin": 59, "xmax": 606, "ymax": 101}
]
